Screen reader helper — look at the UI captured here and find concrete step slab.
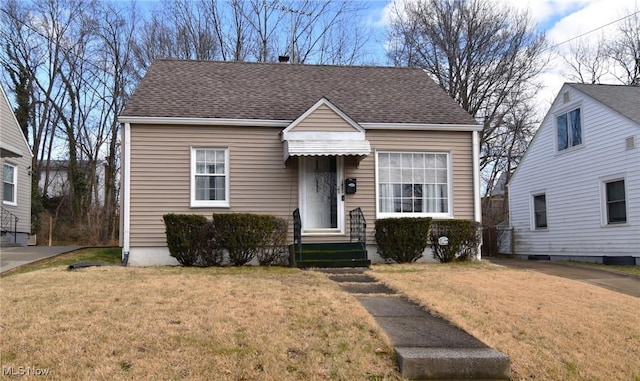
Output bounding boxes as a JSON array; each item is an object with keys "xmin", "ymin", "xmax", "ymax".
[
  {"xmin": 339, "ymin": 282, "xmax": 395, "ymax": 294},
  {"xmin": 327, "ymin": 274, "xmax": 377, "ymax": 283},
  {"xmin": 395, "ymin": 347, "xmax": 510, "ymax": 380}
]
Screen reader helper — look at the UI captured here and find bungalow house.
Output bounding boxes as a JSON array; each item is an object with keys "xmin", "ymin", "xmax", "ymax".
[
  {"xmin": 508, "ymin": 83, "xmax": 639, "ymax": 265},
  {"xmin": 1, "ymin": 85, "xmax": 32, "ymax": 246},
  {"xmin": 118, "ymin": 59, "xmax": 482, "ymax": 266}
]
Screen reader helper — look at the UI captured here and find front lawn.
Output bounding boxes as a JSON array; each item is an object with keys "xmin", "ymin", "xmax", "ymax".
[
  {"xmin": 1, "ymin": 265, "xmax": 401, "ymax": 380},
  {"xmin": 371, "ymin": 262, "xmax": 640, "ymax": 380}
]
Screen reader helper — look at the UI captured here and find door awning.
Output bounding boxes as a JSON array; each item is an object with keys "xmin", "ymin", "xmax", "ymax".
[{"xmin": 284, "ymin": 139, "xmax": 371, "ymax": 160}]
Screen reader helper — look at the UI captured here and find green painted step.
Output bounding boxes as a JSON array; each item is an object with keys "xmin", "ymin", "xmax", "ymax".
[{"xmin": 295, "ymin": 259, "xmax": 371, "ymax": 269}]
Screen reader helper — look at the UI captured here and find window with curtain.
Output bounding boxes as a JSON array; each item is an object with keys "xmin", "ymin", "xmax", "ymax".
[{"xmin": 377, "ymin": 152, "xmax": 450, "ymax": 217}]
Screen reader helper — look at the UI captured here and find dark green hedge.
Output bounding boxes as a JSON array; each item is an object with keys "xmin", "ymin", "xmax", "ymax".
[
  {"xmin": 212, "ymin": 213, "xmax": 288, "ymax": 266},
  {"xmin": 429, "ymin": 220, "xmax": 480, "ymax": 263},
  {"xmin": 374, "ymin": 217, "xmax": 432, "ymax": 263},
  {"xmin": 163, "ymin": 214, "xmax": 223, "ymax": 266}
]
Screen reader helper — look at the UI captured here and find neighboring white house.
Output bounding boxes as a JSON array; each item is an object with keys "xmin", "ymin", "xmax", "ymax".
[
  {"xmin": 508, "ymin": 83, "xmax": 639, "ymax": 264},
  {"xmin": 39, "ymin": 160, "xmax": 106, "ymax": 206},
  {"xmin": 1, "ymin": 85, "xmax": 33, "ymax": 246}
]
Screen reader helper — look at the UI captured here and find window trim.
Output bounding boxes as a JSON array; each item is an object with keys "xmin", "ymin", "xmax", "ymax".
[
  {"xmin": 3, "ymin": 162, "xmax": 17, "ymax": 206},
  {"xmin": 529, "ymin": 191, "xmax": 547, "ymax": 230},
  {"xmin": 375, "ymin": 150, "xmax": 453, "ymax": 219},
  {"xmin": 555, "ymin": 104, "xmax": 583, "ymax": 153},
  {"xmin": 190, "ymin": 147, "xmax": 230, "ymax": 208},
  {"xmin": 600, "ymin": 175, "xmax": 628, "ymax": 226}
]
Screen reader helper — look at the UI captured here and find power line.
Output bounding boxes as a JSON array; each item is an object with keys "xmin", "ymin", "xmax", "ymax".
[{"xmin": 548, "ymin": 10, "xmax": 640, "ymax": 51}]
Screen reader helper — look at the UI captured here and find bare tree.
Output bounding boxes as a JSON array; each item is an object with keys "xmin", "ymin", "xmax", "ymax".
[
  {"xmin": 387, "ymin": 0, "xmax": 547, "ymax": 196},
  {"xmin": 608, "ymin": 10, "xmax": 640, "ymax": 85},
  {"xmin": 562, "ymin": 38, "xmax": 610, "ymax": 84}
]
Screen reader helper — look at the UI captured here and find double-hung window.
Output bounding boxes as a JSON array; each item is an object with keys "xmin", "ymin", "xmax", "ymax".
[
  {"xmin": 604, "ymin": 179, "xmax": 626, "ymax": 225},
  {"xmin": 377, "ymin": 152, "xmax": 450, "ymax": 218},
  {"xmin": 532, "ymin": 193, "xmax": 547, "ymax": 229},
  {"xmin": 190, "ymin": 148, "xmax": 229, "ymax": 207},
  {"xmin": 556, "ymin": 108, "xmax": 582, "ymax": 151},
  {"xmin": 3, "ymin": 163, "xmax": 17, "ymax": 205}
]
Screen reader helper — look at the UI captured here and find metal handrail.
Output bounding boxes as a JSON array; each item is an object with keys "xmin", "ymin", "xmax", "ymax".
[
  {"xmin": 292, "ymin": 208, "xmax": 302, "ymax": 262},
  {"xmin": 1, "ymin": 206, "xmax": 19, "ymax": 243},
  {"xmin": 349, "ymin": 207, "xmax": 366, "ymax": 246}
]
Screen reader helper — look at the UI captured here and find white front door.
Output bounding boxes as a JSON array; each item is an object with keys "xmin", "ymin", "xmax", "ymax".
[{"xmin": 300, "ymin": 156, "xmax": 343, "ymax": 233}]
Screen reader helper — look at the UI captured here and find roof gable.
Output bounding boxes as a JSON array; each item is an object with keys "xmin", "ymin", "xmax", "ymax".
[
  {"xmin": 120, "ymin": 59, "xmax": 477, "ymax": 126},
  {"xmin": 285, "ymin": 98, "xmax": 363, "ymax": 134},
  {"xmin": 0, "ymin": 85, "xmax": 32, "ymax": 158}
]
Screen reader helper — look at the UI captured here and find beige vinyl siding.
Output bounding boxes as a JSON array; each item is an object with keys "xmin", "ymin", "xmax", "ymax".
[
  {"xmin": 345, "ymin": 129, "xmax": 474, "ymax": 243},
  {"xmin": 129, "ymin": 125, "xmax": 298, "ymax": 247},
  {"xmin": 290, "ymin": 104, "xmax": 360, "ymax": 132},
  {"xmin": 129, "ymin": 125, "xmax": 474, "ymax": 248},
  {"xmin": 1, "ymin": 88, "xmax": 32, "ymax": 237}
]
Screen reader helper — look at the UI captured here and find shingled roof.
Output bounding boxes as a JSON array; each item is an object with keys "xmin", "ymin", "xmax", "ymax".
[
  {"xmin": 120, "ymin": 59, "xmax": 477, "ymax": 125},
  {"xmin": 568, "ymin": 83, "xmax": 640, "ymax": 126}
]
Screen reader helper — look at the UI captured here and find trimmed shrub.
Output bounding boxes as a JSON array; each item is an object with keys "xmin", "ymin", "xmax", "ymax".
[
  {"xmin": 429, "ymin": 219, "xmax": 480, "ymax": 263},
  {"xmin": 256, "ymin": 218, "xmax": 289, "ymax": 266},
  {"xmin": 212, "ymin": 213, "xmax": 288, "ymax": 266},
  {"xmin": 163, "ymin": 214, "xmax": 223, "ymax": 266},
  {"xmin": 374, "ymin": 217, "xmax": 432, "ymax": 263}
]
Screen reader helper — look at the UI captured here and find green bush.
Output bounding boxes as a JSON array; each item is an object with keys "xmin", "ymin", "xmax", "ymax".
[
  {"xmin": 429, "ymin": 220, "xmax": 480, "ymax": 263},
  {"xmin": 163, "ymin": 214, "xmax": 223, "ymax": 266},
  {"xmin": 374, "ymin": 217, "xmax": 432, "ymax": 263},
  {"xmin": 256, "ymin": 218, "xmax": 289, "ymax": 266},
  {"xmin": 212, "ymin": 213, "xmax": 288, "ymax": 266}
]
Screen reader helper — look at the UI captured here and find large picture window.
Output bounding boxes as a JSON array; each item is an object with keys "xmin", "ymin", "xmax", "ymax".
[
  {"xmin": 3, "ymin": 163, "xmax": 17, "ymax": 205},
  {"xmin": 191, "ymin": 148, "xmax": 229, "ymax": 207},
  {"xmin": 604, "ymin": 179, "xmax": 626, "ymax": 224},
  {"xmin": 556, "ymin": 108, "xmax": 582, "ymax": 151},
  {"xmin": 377, "ymin": 152, "xmax": 450, "ymax": 217}
]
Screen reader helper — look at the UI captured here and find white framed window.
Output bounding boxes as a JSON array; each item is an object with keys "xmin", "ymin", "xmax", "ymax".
[
  {"xmin": 602, "ymin": 177, "xmax": 627, "ymax": 225},
  {"xmin": 376, "ymin": 151, "xmax": 451, "ymax": 218},
  {"xmin": 3, "ymin": 163, "xmax": 17, "ymax": 206},
  {"xmin": 556, "ymin": 107, "xmax": 582, "ymax": 151},
  {"xmin": 190, "ymin": 147, "xmax": 229, "ymax": 208},
  {"xmin": 530, "ymin": 193, "xmax": 547, "ymax": 230}
]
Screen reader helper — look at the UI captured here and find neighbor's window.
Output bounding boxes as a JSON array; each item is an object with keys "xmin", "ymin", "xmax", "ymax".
[
  {"xmin": 377, "ymin": 152, "xmax": 450, "ymax": 217},
  {"xmin": 605, "ymin": 179, "xmax": 626, "ymax": 224},
  {"xmin": 532, "ymin": 193, "xmax": 547, "ymax": 229},
  {"xmin": 190, "ymin": 148, "xmax": 229, "ymax": 207},
  {"xmin": 556, "ymin": 108, "xmax": 582, "ymax": 151},
  {"xmin": 3, "ymin": 163, "xmax": 17, "ymax": 205}
]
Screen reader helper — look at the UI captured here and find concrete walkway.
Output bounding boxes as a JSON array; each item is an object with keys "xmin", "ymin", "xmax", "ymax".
[
  {"xmin": 489, "ymin": 258, "xmax": 640, "ymax": 298},
  {"xmin": 0, "ymin": 246, "xmax": 84, "ymax": 274},
  {"xmin": 318, "ymin": 268, "xmax": 510, "ymax": 380}
]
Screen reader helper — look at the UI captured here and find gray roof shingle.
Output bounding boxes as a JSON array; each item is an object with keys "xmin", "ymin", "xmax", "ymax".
[
  {"xmin": 120, "ymin": 59, "xmax": 477, "ymax": 125},
  {"xmin": 568, "ymin": 83, "xmax": 640, "ymax": 126}
]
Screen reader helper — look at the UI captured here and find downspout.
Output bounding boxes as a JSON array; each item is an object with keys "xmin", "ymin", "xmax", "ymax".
[
  {"xmin": 122, "ymin": 122, "xmax": 131, "ymax": 265},
  {"xmin": 472, "ymin": 130, "xmax": 482, "ymax": 260}
]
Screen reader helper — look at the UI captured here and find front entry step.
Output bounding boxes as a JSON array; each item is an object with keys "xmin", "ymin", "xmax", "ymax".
[{"xmin": 290, "ymin": 242, "xmax": 370, "ymax": 268}]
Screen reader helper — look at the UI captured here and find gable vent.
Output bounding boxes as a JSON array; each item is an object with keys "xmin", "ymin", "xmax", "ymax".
[
  {"xmin": 626, "ymin": 136, "xmax": 636, "ymax": 150},
  {"xmin": 563, "ymin": 91, "xmax": 570, "ymax": 103}
]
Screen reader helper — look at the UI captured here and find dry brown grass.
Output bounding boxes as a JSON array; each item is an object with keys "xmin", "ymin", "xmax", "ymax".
[
  {"xmin": 371, "ymin": 262, "xmax": 640, "ymax": 381},
  {"xmin": 0, "ymin": 266, "xmax": 402, "ymax": 381}
]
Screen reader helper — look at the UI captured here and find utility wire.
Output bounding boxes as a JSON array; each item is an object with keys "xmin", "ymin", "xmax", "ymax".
[{"xmin": 547, "ymin": 10, "xmax": 640, "ymax": 51}]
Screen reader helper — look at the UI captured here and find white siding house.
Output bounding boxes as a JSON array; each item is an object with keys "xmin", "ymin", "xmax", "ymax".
[
  {"xmin": 508, "ymin": 83, "xmax": 639, "ymax": 264},
  {"xmin": 1, "ymin": 85, "xmax": 33, "ymax": 246}
]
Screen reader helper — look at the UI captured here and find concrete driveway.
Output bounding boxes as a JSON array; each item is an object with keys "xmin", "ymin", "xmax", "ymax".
[
  {"xmin": 0, "ymin": 246, "xmax": 84, "ymax": 274},
  {"xmin": 490, "ymin": 258, "xmax": 640, "ymax": 298}
]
